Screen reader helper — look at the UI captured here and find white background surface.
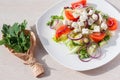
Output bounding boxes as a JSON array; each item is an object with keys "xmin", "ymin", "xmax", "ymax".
[{"xmin": 0, "ymin": 0, "xmax": 120, "ymax": 80}]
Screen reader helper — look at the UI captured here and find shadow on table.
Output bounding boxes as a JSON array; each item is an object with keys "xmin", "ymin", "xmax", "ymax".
[
  {"xmin": 81, "ymin": 53, "xmax": 120, "ymax": 76},
  {"xmin": 31, "ymin": 25, "xmax": 53, "ymax": 78}
]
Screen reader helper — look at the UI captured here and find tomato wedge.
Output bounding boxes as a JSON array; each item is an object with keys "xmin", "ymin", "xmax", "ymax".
[
  {"xmin": 107, "ymin": 17, "xmax": 118, "ymax": 31},
  {"xmin": 90, "ymin": 32, "xmax": 106, "ymax": 43},
  {"xmin": 56, "ymin": 25, "xmax": 72, "ymax": 38},
  {"xmin": 71, "ymin": 0, "xmax": 87, "ymax": 9},
  {"xmin": 65, "ymin": 10, "xmax": 78, "ymax": 21}
]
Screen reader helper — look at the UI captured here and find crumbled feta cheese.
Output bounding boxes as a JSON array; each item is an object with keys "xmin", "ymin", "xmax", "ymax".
[
  {"xmin": 74, "ymin": 9, "xmax": 82, "ymax": 14},
  {"xmin": 88, "ymin": 10, "xmax": 94, "ymax": 15},
  {"xmin": 101, "ymin": 22, "xmax": 108, "ymax": 30},
  {"xmin": 80, "ymin": 15, "xmax": 88, "ymax": 21},
  {"xmin": 82, "ymin": 28, "xmax": 89, "ymax": 34},
  {"xmin": 93, "ymin": 25, "xmax": 100, "ymax": 32},
  {"xmin": 77, "ymin": 21, "xmax": 84, "ymax": 27},
  {"xmin": 92, "ymin": 14, "xmax": 98, "ymax": 21},
  {"xmin": 72, "ymin": 12, "xmax": 80, "ymax": 18},
  {"xmin": 98, "ymin": 13, "xmax": 103, "ymax": 24},
  {"xmin": 88, "ymin": 18, "xmax": 94, "ymax": 25},
  {"xmin": 63, "ymin": 20, "xmax": 72, "ymax": 25},
  {"xmin": 71, "ymin": 22, "xmax": 79, "ymax": 28},
  {"xmin": 73, "ymin": 28, "xmax": 81, "ymax": 33},
  {"xmin": 81, "ymin": 10, "xmax": 88, "ymax": 16}
]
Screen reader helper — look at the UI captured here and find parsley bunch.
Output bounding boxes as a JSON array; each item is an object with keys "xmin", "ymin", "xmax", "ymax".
[{"xmin": 0, "ymin": 20, "xmax": 30, "ymax": 53}]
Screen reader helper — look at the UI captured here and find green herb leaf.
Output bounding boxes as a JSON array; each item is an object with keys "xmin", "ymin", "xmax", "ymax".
[
  {"xmin": 0, "ymin": 20, "xmax": 30, "ymax": 53},
  {"xmin": 0, "ymin": 39, "xmax": 5, "ymax": 45}
]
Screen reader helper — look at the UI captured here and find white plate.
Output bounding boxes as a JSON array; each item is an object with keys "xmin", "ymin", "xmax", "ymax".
[{"xmin": 36, "ymin": 0, "xmax": 120, "ymax": 71}]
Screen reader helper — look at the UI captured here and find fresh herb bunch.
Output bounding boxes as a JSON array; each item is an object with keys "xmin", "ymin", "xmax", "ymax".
[{"xmin": 0, "ymin": 20, "xmax": 30, "ymax": 53}]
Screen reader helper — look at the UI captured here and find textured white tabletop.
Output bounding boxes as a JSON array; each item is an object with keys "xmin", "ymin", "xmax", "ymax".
[{"xmin": 0, "ymin": 0, "xmax": 120, "ymax": 80}]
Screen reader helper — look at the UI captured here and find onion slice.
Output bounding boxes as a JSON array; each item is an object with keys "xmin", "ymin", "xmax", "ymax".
[
  {"xmin": 79, "ymin": 55, "xmax": 92, "ymax": 62},
  {"xmin": 87, "ymin": 43, "xmax": 102, "ymax": 59},
  {"xmin": 67, "ymin": 32, "xmax": 83, "ymax": 40},
  {"xmin": 50, "ymin": 20, "xmax": 63, "ymax": 30},
  {"xmin": 90, "ymin": 47, "xmax": 102, "ymax": 59},
  {"xmin": 94, "ymin": 13, "xmax": 99, "ymax": 23}
]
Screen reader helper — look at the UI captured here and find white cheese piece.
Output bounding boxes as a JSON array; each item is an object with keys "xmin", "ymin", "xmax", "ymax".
[
  {"xmin": 79, "ymin": 10, "xmax": 88, "ymax": 21},
  {"xmin": 77, "ymin": 21, "xmax": 84, "ymax": 27},
  {"xmin": 81, "ymin": 10, "xmax": 88, "ymax": 16},
  {"xmin": 80, "ymin": 15, "xmax": 88, "ymax": 21},
  {"xmin": 71, "ymin": 22, "xmax": 79, "ymax": 28},
  {"xmin": 73, "ymin": 28, "xmax": 81, "ymax": 33},
  {"xmin": 63, "ymin": 20, "xmax": 72, "ymax": 25},
  {"xmin": 88, "ymin": 10, "xmax": 94, "ymax": 15},
  {"xmin": 93, "ymin": 25, "xmax": 100, "ymax": 32},
  {"xmin": 88, "ymin": 18, "xmax": 94, "ymax": 25},
  {"xmin": 82, "ymin": 28, "xmax": 89, "ymax": 34},
  {"xmin": 92, "ymin": 14, "xmax": 98, "ymax": 21},
  {"xmin": 101, "ymin": 22, "xmax": 108, "ymax": 30},
  {"xmin": 98, "ymin": 13, "xmax": 103, "ymax": 24},
  {"xmin": 72, "ymin": 12, "xmax": 80, "ymax": 18}
]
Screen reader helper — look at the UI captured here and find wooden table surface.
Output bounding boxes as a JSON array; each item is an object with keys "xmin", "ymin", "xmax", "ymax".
[{"xmin": 0, "ymin": 0, "xmax": 120, "ymax": 80}]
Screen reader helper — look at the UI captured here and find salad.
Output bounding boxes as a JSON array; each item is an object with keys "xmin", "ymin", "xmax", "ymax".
[{"xmin": 47, "ymin": 0, "xmax": 118, "ymax": 62}]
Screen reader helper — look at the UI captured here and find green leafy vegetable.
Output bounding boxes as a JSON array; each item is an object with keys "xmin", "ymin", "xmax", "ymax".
[
  {"xmin": 104, "ymin": 35, "xmax": 110, "ymax": 41},
  {"xmin": 102, "ymin": 14, "xmax": 109, "ymax": 19},
  {"xmin": 0, "ymin": 20, "xmax": 30, "ymax": 53},
  {"xmin": 78, "ymin": 48, "xmax": 90, "ymax": 59},
  {"xmin": 47, "ymin": 15, "xmax": 64, "ymax": 26}
]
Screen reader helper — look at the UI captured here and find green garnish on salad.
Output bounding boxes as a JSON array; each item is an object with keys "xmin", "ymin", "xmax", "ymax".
[
  {"xmin": 0, "ymin": 20, "xmax": 30, "ymax": 53},
  {"xmin": 46, "ymin": 0, "xmax": 118, "ymax": 62}
]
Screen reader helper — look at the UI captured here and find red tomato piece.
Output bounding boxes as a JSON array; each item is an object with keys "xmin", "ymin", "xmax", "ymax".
[
  {"xmin": 71, "ymin": 0, "xmax": 87, "ymax": 9},
  {"xmin": 56, "ymin": 25, "xmax": 71, "ymax": 38},
  {"xmin": 89, "ymin": 32, "xmax": 106, "ymax": 43},
  {"xmin": 65, "ymin": 10, "xmax": 78, "ymax": 21},
  {"xmin": 107, "ymin": 17, "xmax": 118, "ymax": 31}
]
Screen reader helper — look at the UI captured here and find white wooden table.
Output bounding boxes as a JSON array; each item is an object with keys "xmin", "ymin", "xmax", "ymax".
[{"xmin": 0, "ymin": 0, "xmax": 120, "ymax": 80}]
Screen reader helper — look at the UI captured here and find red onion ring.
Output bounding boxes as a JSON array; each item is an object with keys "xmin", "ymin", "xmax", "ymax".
[
  {"xmin": 87, "ymin": 43, "xmax": 102, "ymax": 59},
  {"xmin": 84, "ymin": 20, "xmax": 88, "ymax": 28},
  {"xmin": 79, "ymin": 55, "xmax": 92, "ymax": 62},
  {"xmin": 89, "ymin": 47, "xmax": 102, "ymax": 59},
  {"xmin": 94, "ymin": 13, "xmax": 99, "ymax": 23},
  {"xmin": 67, "ymin": 32, "xmax": 83, "ymax": 40},
  {"xmin": 107, "ymin": 18, "xmax": 114, "ymax": 27},
  {"xmin": 50, "ymin": 20, "xmax": 59, "ymax": 29}
]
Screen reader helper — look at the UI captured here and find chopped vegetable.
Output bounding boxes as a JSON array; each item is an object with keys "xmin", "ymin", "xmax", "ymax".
[
  {"xmin": 47, "ymin": 15, "xmax": 64, "ymax": 26},
  {"xmin": 55, "ymin": 25, "xmax": 72, "ymax": 38},
  {"xmin": 65, "ymin": 10, "xmax": 78, "ymax": 21},
  {"xmin": 90, "ymin": 32, "xmax": 106, "ymax": 43},
  {"xmin": 71, "ymin": 0, "xmax": 87, "ymax": 9},
  {"xmin": 107, "ymin": 17, "xmax": 118, "ymax": 30}
]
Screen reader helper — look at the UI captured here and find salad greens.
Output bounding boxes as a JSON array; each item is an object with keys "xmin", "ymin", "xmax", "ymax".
[
  {"xmin": 47, "ymin": 15, "xmax": 64, "ymax": 26},
  {"xmin": 0, "ymin": 20, "xmax": 30, "ymax": 53}
]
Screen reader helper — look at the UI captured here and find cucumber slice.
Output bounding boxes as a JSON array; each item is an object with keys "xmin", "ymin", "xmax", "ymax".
[{"xmin": 99, "ymin": 41, "xmax": 107, "ymax": 47}]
